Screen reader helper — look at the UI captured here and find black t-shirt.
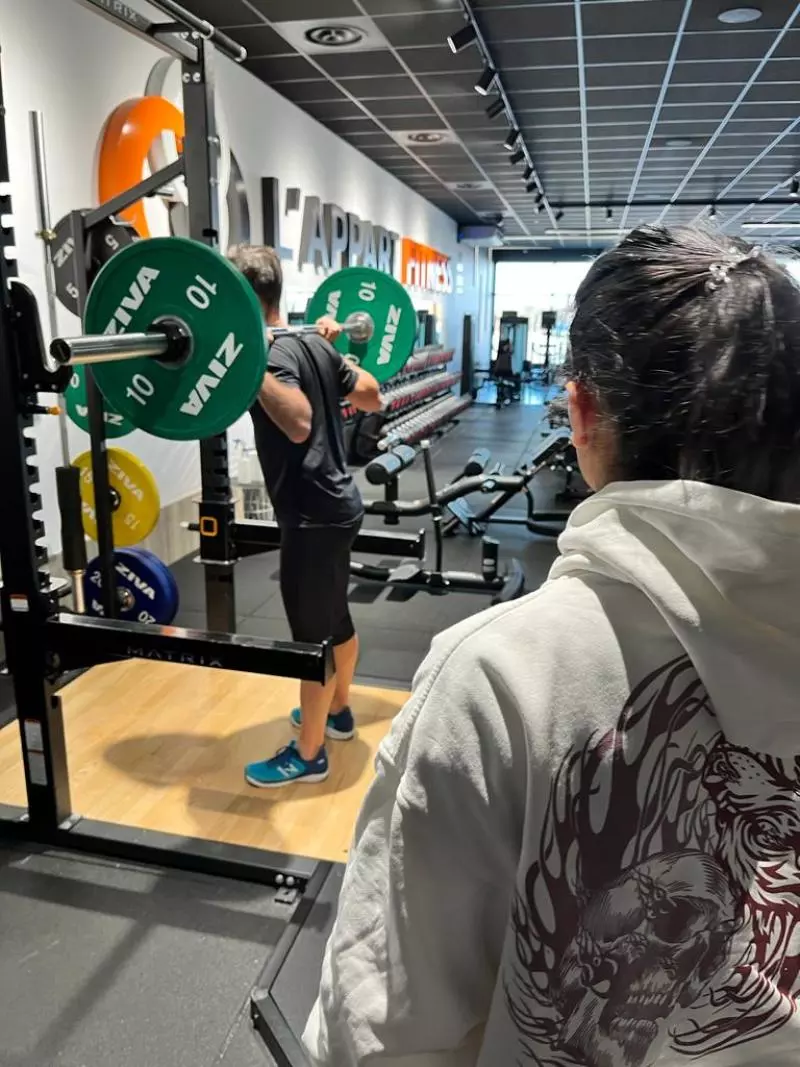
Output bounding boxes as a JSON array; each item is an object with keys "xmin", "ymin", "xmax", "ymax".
[{"xmin": 250, "ymin": 333, "xmax": 363, "ymax": 528}]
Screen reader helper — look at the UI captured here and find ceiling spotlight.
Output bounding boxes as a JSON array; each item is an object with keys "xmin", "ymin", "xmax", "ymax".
[
  {"xmin": 709, "ymin": 204, "xmax": 717, "ymax": 218},
  {"xmin": 606, "ymin": 206, "xmax": 613, "ymax": 220},
  {"xmin": 523, "ymin": 165, "xmax": 533, "ymax": 181},
  {"xmin": 503, "ymin": 127, "xmax": 520, "ymax": 151},
  {"xmin": 447, "ymin": 22, "xmax": 477, "ymax": 53},
  {"xmin": 534, "ymin": 190, "xmax": 544, "ymax": 203},
  {"xmin": 509, "ymin": 148, "xmax": 524, "ymax": 165},
  {"xmin": 486, "ymin": 97, "xmax": 505, "ymax": 120},
  {"xmin": 555, "ymin": 209, "xmax": 564, "ymax": 221},
  {"xmin": 474, "ymin": 65, "xmax": 496, "ymax": 96},
  {"xmin": 526, "ymin": 179, "xmax": 538, "ymax": 193},
  {"xmin": 536, "ymin": 201, "xmax": 545, "ymax": 214},
  {"xmin": 717, "ymin": 6, "xmax": 762, "ymax": 23},
  {"xmin": 791, "ymin": 177, "xmax": 800, "ymax": 198}
]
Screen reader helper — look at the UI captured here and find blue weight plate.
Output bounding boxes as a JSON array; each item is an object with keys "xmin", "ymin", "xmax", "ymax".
[
  {"xmin": 84, "ymin": 548, "xmax": 179, "ymax": 625},
  {"xmin": 133, "ymin": 548, "xmax": 180, "ymax": 610}
]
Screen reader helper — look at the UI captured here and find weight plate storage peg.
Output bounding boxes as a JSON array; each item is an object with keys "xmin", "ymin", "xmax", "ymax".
[
  {"xmin": 51, "ymin": 210, "xmax": 139, "ymax": 316},
  {"xmin": 65, "ymin": 364, "xmax": 135, "ymax": 438},
  {"xmin": 73, "ymin": 447, "xmax": 160, "ymax": 546},
  {"xmin": 306, "ymin": 267, "xmax": 416, "ymax": 384},
  {"xmin": 85, "ymin": 237, "xmax": 267, "ymax": 440},
  {"xmin": 84, "ymin": 548, "xmax": 179, "ymax": 624}
]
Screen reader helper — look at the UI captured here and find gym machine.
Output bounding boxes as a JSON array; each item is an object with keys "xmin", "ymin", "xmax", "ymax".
[
  {"xmin": 356, "ymin": 442, "xmax": 525, "ymax": 603},
  {"xmin": 442, "ymin": 428, "xmax": 581, "ymax": 539}
]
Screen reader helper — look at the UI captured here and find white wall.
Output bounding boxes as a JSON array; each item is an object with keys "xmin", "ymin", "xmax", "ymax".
[{"xmin": 0, "ymin": 0, "xmax": 492, "ymax": 552}]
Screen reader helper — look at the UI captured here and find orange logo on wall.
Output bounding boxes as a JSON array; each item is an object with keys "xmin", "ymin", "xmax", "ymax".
[
  {"xmin": 97, "ymin": 96, "xmax": 185, "ymax": 237},
  {"xmin": 401, "ymin": 237, "xmax": 453, "ymax": 294}
]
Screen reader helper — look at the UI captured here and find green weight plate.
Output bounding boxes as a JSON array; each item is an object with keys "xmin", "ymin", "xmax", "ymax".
[
  {"xmin": 65, "ymin": 364, "xmax": 135, "ymax": 438},
  {"xmin": 306, "ymin": 267, "xmax": 416, "ymax": 384},
  {"xmin": 85, "ymin": 237, "xmax": 267, "ymax": 441}
]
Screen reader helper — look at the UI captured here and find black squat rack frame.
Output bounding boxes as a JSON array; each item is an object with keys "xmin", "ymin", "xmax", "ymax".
[{"xmin": 0, "ymin": 0, "xmax": 339, "ymax": 892}]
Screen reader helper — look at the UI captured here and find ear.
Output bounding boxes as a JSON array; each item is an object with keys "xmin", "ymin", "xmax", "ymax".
[{"xmin": 566, "ymin": 380, "xmax": 599, "ymax": 447}]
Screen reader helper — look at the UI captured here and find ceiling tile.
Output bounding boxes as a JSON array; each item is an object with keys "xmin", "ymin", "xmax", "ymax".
[
  {"xmin": 371, "ymin": 11, "xmax": 466, "ymax": 48},
  {"xmin": 366, "ymin": 96, "xmax": 438, "ymax": 118},
  {"xmin": 302, "ymin": 99, "xmax": 368, "ymax": 121},
  {"xmin": 416, "ymin": 71, "xmax": 491, "ymax": 96},
  {"xmin": 176, "ymin": 0, "xmax": 261, "ymax": 26},
  {"xmin": 493, "ymin": 39, "xmax": 579, "ymax": 68},
  {"xmin": 338, "ymin": 75, "xmax": 422, "ymax": 98},
  {"xmin": 672, "ymin": 58, "xmax": 759, "ymax": 84},
  {"xmin": 583, "ymin": 0, "xmax": 687, "ymax": 36},
  {"xmin": 246, "ymin": 0, "xmax": 360, "ymax": 18},
  {"xmin": 397, "ymin": 45, "xmax": 478, "ymax": 75},
  {"xmin": 244, "ymin": 54, "xmax": 316, "ymax": 81},
  {"xmin": 267, "ymin": 79, "xmax": 346, "ymax": 103},
  {"xmin": 584, "ymin": 34, "xmax": 673, "ymax": 66},
  {"xmin": 324, "ymin": 117, "xmax": 385, "ymax": 136},
  {"xmin": 586, "ymin": 63, "xmax": 667, "ymax": 89},
  {"xmin": 381, "ymin": 113, "xmax": 446, "ymax": 131},
  {"xmin": 497, "ymin": 67, "xmax": 581, "ymax": 93},
  {"xmin": 360, "ymin": 0, "xmax": 461, "ymax": 11},
  {"xmin": 478, "ymin": 6, "xmax": 576, "ymax": 41},
  {"xmin": 314, "ymin": 49, "xmax": 405, "ymax": 78},
  {"xmin": 228, "ymin": 24, "xmax": 295, "ymax": 55}
]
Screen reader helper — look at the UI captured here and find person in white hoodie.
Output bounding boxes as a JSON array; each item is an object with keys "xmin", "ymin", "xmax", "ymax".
[{"xmin": 303, "ymin": 225, "xmax": 800, "ymax": 1067}]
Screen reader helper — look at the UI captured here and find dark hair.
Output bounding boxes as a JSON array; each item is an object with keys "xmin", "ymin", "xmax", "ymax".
[
  {"xmin": 567, "ymin": 225, "xmax": 800, "ymax": 501},
  {"xmin": 227, "ymin": 244, "xmax": 282, "ymax": 313}
]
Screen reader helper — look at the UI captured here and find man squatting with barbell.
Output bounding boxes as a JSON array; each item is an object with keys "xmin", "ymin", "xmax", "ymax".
[{"xmin": 227, "ymin": 245, "xmax": 383, "ymax": 788}]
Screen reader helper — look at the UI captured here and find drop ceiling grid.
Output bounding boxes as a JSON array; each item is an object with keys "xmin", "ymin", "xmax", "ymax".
[{"xmin": 177, "ymin": 0, "xmax": 800, "ymax": 245}]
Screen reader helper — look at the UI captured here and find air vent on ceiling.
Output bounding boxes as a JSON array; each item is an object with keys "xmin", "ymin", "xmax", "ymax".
[
  {"xmin": 273, "ymin": 17, "xmax": 388, "ymax": 54},
  {"xmin": 393, "ymin": 129, "xmax": 459, "ymax": 148},
  {"xmin": 305, "ymin": 25, "xmax": 364, "ymax": 48},
  {"xmin": 447, "ymin": 180, "xmax": 493, "ymax": 192}
]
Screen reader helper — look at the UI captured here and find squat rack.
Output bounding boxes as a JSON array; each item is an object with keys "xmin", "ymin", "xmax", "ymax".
[{"xmin": 0, "ymin": 0, "xmax": 334, "ymax": 891}]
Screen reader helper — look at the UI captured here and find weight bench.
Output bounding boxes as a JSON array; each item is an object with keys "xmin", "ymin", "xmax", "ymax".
[
  {"xmin": 358, "ymin": 442, "xmax": 526, "ymax": 605},
  {"xmin": 442, "ymin": 428, "xmax": 580, "ymax": 538}
]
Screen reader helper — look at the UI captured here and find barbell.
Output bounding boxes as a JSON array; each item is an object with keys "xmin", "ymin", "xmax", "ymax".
[{"xmin": 49, "ymin": 237, "xmax": 418, "ymax": 441}]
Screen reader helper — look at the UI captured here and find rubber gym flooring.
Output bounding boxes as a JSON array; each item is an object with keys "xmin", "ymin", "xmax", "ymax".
[
  {"xmin": 0, "ymin": 841, "xmax": 306, "ymax": 1067},
  {"xmin": 172, "ymin": 395, "xmax": 565, "ymax": 688}
]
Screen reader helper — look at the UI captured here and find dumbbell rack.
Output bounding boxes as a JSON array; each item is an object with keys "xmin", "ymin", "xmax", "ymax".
[{"xmin": 344, "ymin": 345, "xmax": 472, "ymax": 460}]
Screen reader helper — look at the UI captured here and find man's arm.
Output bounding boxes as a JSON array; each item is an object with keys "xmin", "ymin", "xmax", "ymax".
[
  {"xmin": 257, "ymin": 372, "xmax": 312, "ymax": 444},
  {"xmin": 316, "ymin": 316, "xmax": 383, "ymax": 413},
  {"xmin": 346, "ymin": 364, "xmax": 382, "ymax": 413}
]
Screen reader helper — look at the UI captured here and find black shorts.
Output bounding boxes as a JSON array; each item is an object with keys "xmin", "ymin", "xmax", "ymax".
[{"xmin": 279, "ymin": 520, "xmax": 361, "ymax": 646}]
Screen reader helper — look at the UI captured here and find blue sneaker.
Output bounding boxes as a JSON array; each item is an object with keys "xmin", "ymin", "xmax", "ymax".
[
  {"xmin": 244, "ymin": 741, "xmax": 329, "ymax": 789},
  {"xmin": 290, "ymin": 706, "xmax": 355, "ymax": 741}
]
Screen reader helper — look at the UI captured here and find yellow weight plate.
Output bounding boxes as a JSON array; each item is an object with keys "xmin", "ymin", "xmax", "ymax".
[{"xmin": 73, "ymin": 448, "xmax": 160, "ymax": 547}]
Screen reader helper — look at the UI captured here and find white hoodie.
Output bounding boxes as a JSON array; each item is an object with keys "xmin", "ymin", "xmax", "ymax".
[{"xmin": 304, "ymin": 481, "xmax": 800, "ymax": 1067}]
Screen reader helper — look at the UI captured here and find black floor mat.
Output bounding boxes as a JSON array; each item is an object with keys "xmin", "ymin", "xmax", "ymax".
[
  {"xmin": 172, "ymin": 401, "xmax": 568, "ymax": 689},
  {"xmin": 0, "ymin": 844, "xmax": 290, "ymax": 1067}
]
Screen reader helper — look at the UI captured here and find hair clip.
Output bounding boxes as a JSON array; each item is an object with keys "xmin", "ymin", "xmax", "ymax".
[{"xmin": 706, "ymin": 261, "xmax": 732, "ymax": 292}]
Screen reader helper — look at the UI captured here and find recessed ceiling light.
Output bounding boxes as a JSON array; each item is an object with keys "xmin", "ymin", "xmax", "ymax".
[
  {"xmin": 717, "ymin": 6, "xmax": 762, "ymax": 23},
  {"xmin": 305, "ymin": 25, "xmax": 364, "ymax": 46},
  {"xmin": 665, "ymin": 137, "xmax": 694, "ymax": 148}
]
